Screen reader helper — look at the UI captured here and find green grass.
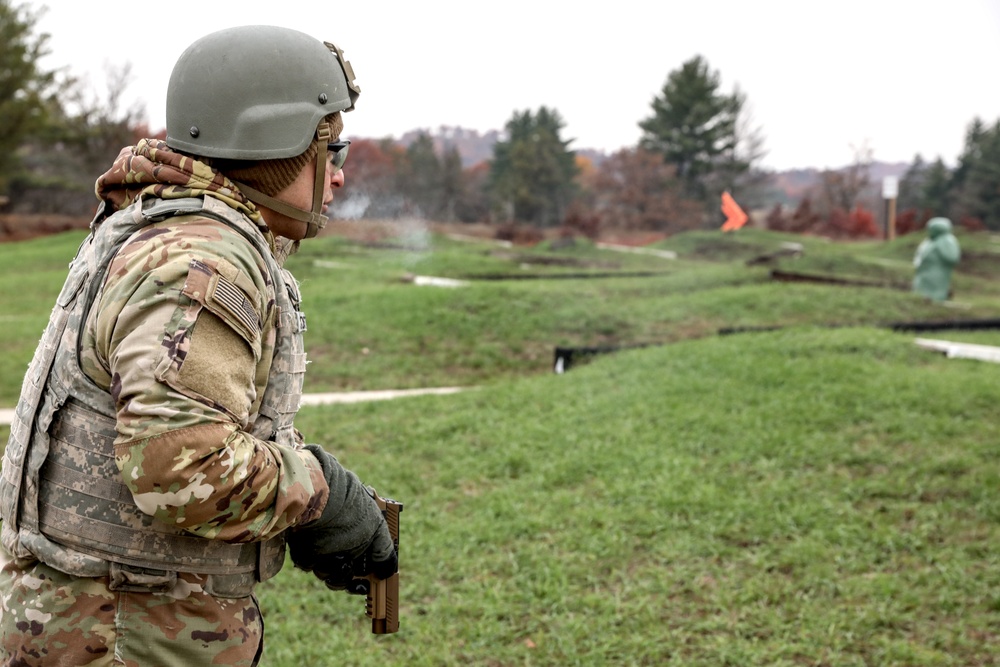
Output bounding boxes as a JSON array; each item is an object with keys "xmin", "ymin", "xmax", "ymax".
[
  {"xmin": 2, "ymin": 227, "xmax": 997, "ymax": 400},
  {"xmin": 284, "ymin": 227, "xmax": 1000, "ymax": 392},
  {"xmin": 0, "ymin": 231, "xmax": 88, "ymax": 405},
  {"xmin": 255, "ymin": 327, "xmax": 999, "ymax": 666},
  {"xmin": 1, "ymin": 226, "xmax": 999, "ymax": 664}
]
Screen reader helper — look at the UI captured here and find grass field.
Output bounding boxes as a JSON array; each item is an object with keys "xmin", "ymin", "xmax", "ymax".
[{"xmin": 1, "ymin": 224, "xmax": 999, "ymax": 665}]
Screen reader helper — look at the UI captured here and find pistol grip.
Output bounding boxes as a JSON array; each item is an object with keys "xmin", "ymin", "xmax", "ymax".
[{"xmin": 366, "ymin": 491, "xmax": 402, "ymax": 634}]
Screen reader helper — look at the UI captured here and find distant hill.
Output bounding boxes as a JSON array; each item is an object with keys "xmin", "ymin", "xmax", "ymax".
[
  {"xmin": 384, "ymin": 126, "xmax": 910, "ymax": 204},
  {"xmin": 766, "ymin": 162, "xmax": 909, "ymax": 206},
  {"xmin": 869, "ymin": 161, "xmax": 910, "ymax": 183},
  {"xmin": 397, "ymin": 126, "xmax": 501, "ymax": 167},
  {"xmin": 392, "ymin": 125, "xmax": 609, "ymax": 169}
]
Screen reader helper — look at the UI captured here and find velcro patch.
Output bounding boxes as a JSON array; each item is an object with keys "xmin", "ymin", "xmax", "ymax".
[{"xmin": 182, "ymin": 259, "xmax": 262, "ymax": 347}]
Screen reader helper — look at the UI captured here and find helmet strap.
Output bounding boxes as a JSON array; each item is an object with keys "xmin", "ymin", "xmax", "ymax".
[{"xmin": 233, "ymin": 123, "xmax": 333, "ymax": 239}]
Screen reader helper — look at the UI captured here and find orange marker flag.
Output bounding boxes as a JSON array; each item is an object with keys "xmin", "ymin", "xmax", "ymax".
[{"xmin": 720, "ymin": 191, "xmax": 748, "ymax": 232}]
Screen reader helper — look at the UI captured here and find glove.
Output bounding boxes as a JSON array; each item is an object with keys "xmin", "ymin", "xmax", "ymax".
[{"xmin": 288, "ymin": 444, "xmax": 398, "ymax": 594}]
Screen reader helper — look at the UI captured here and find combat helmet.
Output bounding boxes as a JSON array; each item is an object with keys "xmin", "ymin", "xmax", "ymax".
[{"xmin": 165, "ymin": 25, "xmax": 360, "ymax": 237}]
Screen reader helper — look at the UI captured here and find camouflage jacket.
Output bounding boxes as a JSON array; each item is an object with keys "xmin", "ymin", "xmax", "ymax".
[{"xmin": 0, "ymin": 140, "xmax": 329, "ymax": 593}]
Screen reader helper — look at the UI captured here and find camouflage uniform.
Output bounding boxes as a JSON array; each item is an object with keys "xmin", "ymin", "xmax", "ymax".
[{"xmin": 0, "ymin": 139, "xmax": 330, "ymax": 666}]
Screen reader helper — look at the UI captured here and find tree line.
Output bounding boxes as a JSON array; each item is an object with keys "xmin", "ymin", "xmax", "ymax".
[
  {"xmin": 763, "ymin": 124, "xmax": 1000, "ymax": 239},
  {"xmin": 3, "ymin": 0, "xmax": 998, "ymax": 238},
  {"xmin": 327, "ymin": 55, "xmax": 763, "ymax": 237},
  {"xmin": 1, "ymin": 1, "xmax": 149, "ymax": 218},
  {"xmin": 896, "ymin": 118, "xmax": 1000, "ymax": 232}
]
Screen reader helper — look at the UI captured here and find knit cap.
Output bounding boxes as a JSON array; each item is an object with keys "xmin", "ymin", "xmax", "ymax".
[
  {"xmin": 218, "ymin": 112, "xmax": 344, "ymax": 196},
  {"xmin": 224, "ymin": 143, "xmax": 319, "ymax": 196}
]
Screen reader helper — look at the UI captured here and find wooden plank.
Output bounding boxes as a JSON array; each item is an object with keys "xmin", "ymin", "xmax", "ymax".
[{"xmin": 914, "ymin": 338, "xmax": 1000, "ymax": 363}]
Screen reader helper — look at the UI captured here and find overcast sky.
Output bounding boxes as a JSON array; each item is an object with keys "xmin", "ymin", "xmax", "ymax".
[{"xmin": 23, "ymin": 0, "xmax": 1000, "ymax": 171}]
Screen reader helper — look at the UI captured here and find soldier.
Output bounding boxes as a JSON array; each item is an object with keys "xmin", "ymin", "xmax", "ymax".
[{"xmin": 0, "ymin": 25, "xmax": 396, "ymax": 666}]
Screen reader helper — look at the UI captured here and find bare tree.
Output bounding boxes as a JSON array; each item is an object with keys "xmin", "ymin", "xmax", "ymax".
[
  {"xmin": 591, "ymin": 147, "xmax": 702, "ymax": 232},
  {"xmin": 14, "ymin": 61, "xmax": 147, "ymax": 213},
  {"xmin": 63, "ymin": 62, "xmax": 148, "ymax": 172},
  {"xmin": 815, "ymin": 142, "xmax": 873, "ymax": 214}
]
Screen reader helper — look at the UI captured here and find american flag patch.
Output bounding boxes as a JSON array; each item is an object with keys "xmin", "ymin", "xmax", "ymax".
[{"xmin": 209, "ymin": 275, "xmax": 261, "ymax": 341}]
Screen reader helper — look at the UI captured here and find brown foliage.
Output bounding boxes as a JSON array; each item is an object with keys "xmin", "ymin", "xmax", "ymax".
[
  {"xmin": 766, "ymin": 197, "xmax": 822, "ymax": 234},
  {"xmin": 765, "ymin": 198, "xmax": 878, "ymax": 238},
  {"xmin": 574, "ymin": 154, "xmax": 597, "ymax": 184},
  {"xmin": 895, "ymin": 210, "xmax": 984, "ymax": 236},
  {"xmin": 959, "ymin": 216, "xmax": 987, "ymax": 232},
  {"xmin": 495, "ymin": 223, "xmax": 544, "ymax": 246},
  {"xmin": 765, "ymin": 204, "xmax": 785, "ymax": 230},
  {"xmin": 343, "ymin": 139, "xmax": 405, "ymax": 190},
  {"xmin": 815, "ymin": 205, "xmax": 878, "ymax": 239},
  {"xmin": 894, "ymin": 208, "xmax": 925, "ymax": 236},
  {"xmin": 790, "ymin": 198, "xmax": 822, "ymax": 233},
  {"xmin": 0, "ymin": 214, "xmax": 89, "ymax": 242},
  {"xmin": 814, "ymin": 144, "xmax": 873, "ymax": 215},
  {"xmin": 558, "ymin": 207, "xmax": 601, "ymax": 240},
  {"xmin": 817, "ymin": 168, "xmax": 871, "ymax": 214},
  {"xmin": 590, "ymin": 147, "xmax": 702, "ymax": 232}
]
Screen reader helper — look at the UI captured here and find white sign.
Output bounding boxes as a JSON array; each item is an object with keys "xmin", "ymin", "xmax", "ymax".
[{"xmin": 882, "ymin": 176, "xmax": 899, "ymax": 199}]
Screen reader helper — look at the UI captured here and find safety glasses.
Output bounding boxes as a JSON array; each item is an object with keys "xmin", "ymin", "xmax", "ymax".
[{"xmin": 327, "ymin": 140, "xmax": 351, "ymax": 172}]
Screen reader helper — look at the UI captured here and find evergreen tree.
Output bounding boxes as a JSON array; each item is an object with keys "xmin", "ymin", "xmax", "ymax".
[
  {"xmin": 438, "ymin": 145, "xmax": 464, "ymax": 222},
  {"xmin": 0, "ymin": 0, "xmax": 57, "ymax": 197},
  {"xmin": 400, "ymin": 132, "xmax": 443, "ymax": 218},
  {"xmin": 898, "ymin": 154, "xmax": 929, "ymax": 211},
  {"xmin": 639, "ymin": 55, "xmax": 761, "ymax": 210},
  {"xmin": 921, "ymin": 158, "xmax": 954, "ymax": 218},
  {"xmin": 900, "ymin": 154, "xmax": 952, "ymax": 218},
  {"xmin": 896, "ymin": 118, "xmax": 1000, "ymax": 230},
  {"xmin": 952, "ymin": 118, "xmax": 1000, "ymax": 229},
  {"xmin": 488, "ymin": 106, "xmax": 578, "ymax": 226},
  {"xmin": 898, "ymin": 153, "xmax": 939, "ymax": 231},
  {"xmin": 949, "ymin": 118, "xmax": 986, "ymax": 198},
  {"xmin": 454, "ymin": 161, "xmax": 491, "ymax": 224}
]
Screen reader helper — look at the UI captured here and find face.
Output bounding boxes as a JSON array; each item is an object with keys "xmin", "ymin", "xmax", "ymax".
[{"xmin": 258, "ymin": 150, "xmax": 346, "ymax": 240}]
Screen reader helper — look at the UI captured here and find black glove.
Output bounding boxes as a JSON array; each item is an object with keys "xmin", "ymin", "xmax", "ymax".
[{"xmin": 288, "ymin": 444, "xmax": 398, "ymax": 593}]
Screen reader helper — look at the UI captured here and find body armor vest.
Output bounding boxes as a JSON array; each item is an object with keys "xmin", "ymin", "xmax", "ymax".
[{"xmin": 0, "ymin": 195, "xmax": 308, "ymax": 597}]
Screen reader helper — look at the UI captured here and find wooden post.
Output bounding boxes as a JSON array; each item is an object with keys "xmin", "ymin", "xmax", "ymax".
[
  {"xmin": 882, "ymin": 176, "xmax": 899, "ymax": 242},
  {"xmin": 887, "ymin": 195, "xmax": 897, "ymax": 241},
  {"xmin": 883, "ymin": 198, "xmax": 890, "ymax": 240}
]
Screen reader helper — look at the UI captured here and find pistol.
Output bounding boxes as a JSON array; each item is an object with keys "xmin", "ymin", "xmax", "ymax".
[{"xmin": 366, "ymin": 490, "xmax": 402, "ymax": 634}]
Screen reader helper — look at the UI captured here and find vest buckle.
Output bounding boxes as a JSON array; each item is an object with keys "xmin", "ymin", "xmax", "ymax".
[{"xmin": 108, "ymin": 562, "xmax": 178, "ymax": 593}]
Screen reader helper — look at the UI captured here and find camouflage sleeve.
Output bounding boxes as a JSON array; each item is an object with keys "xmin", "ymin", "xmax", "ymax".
[{"xmin": 84, "ymin": 218, "xmax": 329, "ymax": 543}]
